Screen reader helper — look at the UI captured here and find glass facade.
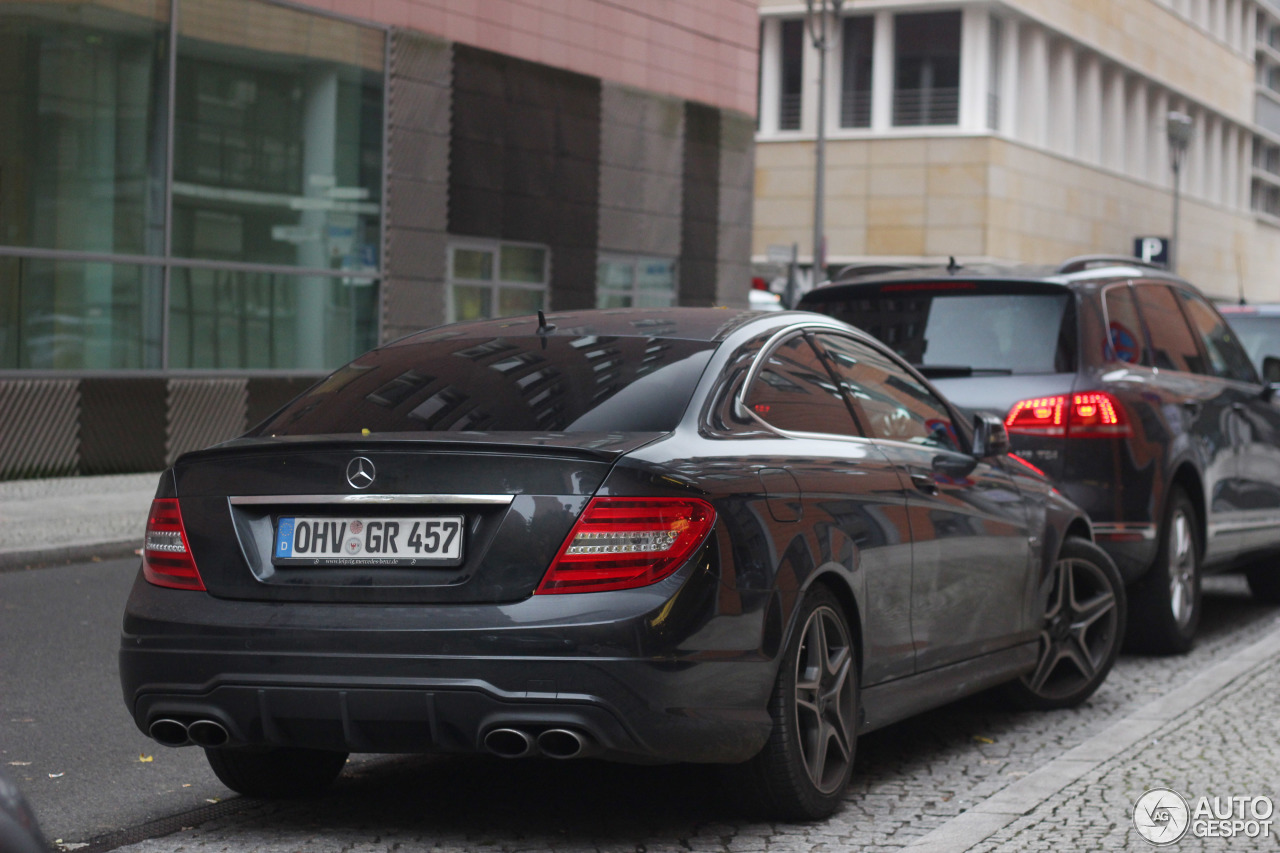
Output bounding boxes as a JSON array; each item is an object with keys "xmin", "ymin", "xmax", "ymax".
[{"xmin": 0, "ymin": 0, "xmax": 386, "ymax": 371}]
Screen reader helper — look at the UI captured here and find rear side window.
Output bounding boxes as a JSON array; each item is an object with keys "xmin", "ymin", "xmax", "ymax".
[
  {"xmin": 1133, "ymin": 284, "xmax": 1202, "ymax": 374},
  {"xmin": 1178, "ymin": 291, "xmax": 1259, "ymax": 384},
  {"xmin": 255, "ymin": 335, "xmax": 716, "ymax": 435},
  {"xmin": 805, "ymin": 286, "xmax": 1076, "ymax": 375},
  {"xmin": 1102, "ymin": 284, "xmax": 1150, "ymax": 366},
  {"xmin": 814, "ymin": 333, "xmax": 961, "ymax": 452},
  {"xmin": 742, "ymin": 334, "xmax": 861, "ymax": 437}
]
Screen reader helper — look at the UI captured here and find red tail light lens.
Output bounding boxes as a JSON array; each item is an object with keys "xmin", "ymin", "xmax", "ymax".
[
  {"xmin": 1005, "ymin": 392, "xmax": 1131, "ymax": 439},
  {"xmin": 1005, "ymin": 396, "xmax": 1068, "ymax": 436},
  {"xmin": 536, "ymin": 498, "xmax": 716, "ymax": 595},
  {"xmin": 142, "ymin": 498, "xmax": 206, "ymax": 591}
]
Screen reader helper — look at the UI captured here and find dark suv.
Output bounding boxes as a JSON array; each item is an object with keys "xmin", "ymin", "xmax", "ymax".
[{"xmin": 799, "ymin": 256, "xmax": 1280, "ymax": 653}]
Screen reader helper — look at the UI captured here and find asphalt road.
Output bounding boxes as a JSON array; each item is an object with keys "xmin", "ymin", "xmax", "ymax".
[
  {"xmin": 0, "ymin": 558, "xmax": 220, "ymax": 843},
  {"xmin": 2, "ymin": 558, "xmax": 1279, "ymax": 851}
]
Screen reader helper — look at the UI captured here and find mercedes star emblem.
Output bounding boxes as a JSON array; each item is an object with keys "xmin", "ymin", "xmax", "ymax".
[{"xmin": 346, "ymin": 457, "xmax": 376, "ymax": 490}]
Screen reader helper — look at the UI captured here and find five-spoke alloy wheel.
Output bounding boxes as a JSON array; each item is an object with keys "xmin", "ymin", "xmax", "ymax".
[
  {"xmin": 1126, "ymin": 488, "xmax": 1202, "ymax": 655},
  {"xmin": 743, "ymin": 585, "xmax": 858, "ymax": 820},
  {"xmin": 1006, "ymin": 537, "xmax": 1125, "ymax": 710}
]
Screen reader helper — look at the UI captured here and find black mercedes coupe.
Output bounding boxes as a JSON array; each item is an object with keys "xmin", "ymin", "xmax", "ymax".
[{"xmin": 120, "ymin": 308, "xmax": 1123, "ymax": 820}]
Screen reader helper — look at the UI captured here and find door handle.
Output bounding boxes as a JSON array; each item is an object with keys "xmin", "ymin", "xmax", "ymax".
[{"xmin": 910, "ymin": 472, "xmax": 939, "ymax": 495}]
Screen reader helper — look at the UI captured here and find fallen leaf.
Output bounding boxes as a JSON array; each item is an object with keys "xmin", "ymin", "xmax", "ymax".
[
  {"xmin": 138, "ymin": 754, "xmax": 153, "ymax": 763},
  {"xmin": 182, "ymin": 783, "xmax": 191, "ymax": 788},
  {"xmin": 48, "ymin": 772, "xmax": 64, "ymax": 778},
  {"xmin": 206, "ymin": 798, "xmax": 220, "ymax": 804},
  {"xmin": 972, "ymin": 735, "xmax": 994, "ymax": 744}
]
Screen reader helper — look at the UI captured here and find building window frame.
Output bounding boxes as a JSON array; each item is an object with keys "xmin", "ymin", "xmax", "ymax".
[
  {"xmin": 595, "ymin": 254, "xmax": 678, "ymax": 309},
  {"xmin": 447, "ymin": 239, "xmax": 551, "ymax": 324}
]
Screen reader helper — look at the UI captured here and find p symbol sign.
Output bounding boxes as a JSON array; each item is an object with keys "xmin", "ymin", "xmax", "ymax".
[{"xmin": 1134, "ymin": 236, "xmax": 1169, "ymax": 266}]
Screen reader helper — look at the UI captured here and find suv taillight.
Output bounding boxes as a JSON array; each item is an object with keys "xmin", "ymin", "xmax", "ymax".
[
  {"xmin": 1005, "ymin": 392, "xmax": 1131, "ymax": 439},
  {"xmin": 142, "ymin": 498, "xmax": 206, "ymax": 590},
  {"xmin": 536, "ymin": 498, "xmax": 716, "ymax": 594}
]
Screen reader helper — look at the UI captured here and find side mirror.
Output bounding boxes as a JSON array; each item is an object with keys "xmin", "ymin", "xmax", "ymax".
[
  {"xmin": 972, "ymin": 413, "xmax": 1011, "ymax": 458},
  {"xmin": 1263, "ymin": 356, "xmax": 1280, "ymax": 384}
]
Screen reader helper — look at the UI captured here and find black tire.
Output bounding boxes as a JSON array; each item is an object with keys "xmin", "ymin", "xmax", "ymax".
[
  {"xmin": 741, "ymin": 585, "xmax": 857, "ymax": 821},
  {"xmin": 204, "ymin": 747, "xmax": 348, "ymax": 798},
  {"xmin": 1002, "ymin": 537, "xmax": 1125, "ymax": 710},
  {"xmin": 1246, "ymin": 563, "xmax": 1280, "ymax": 604},
  {"xmin": 1125, "ymin": 487, "xmax": 1201, "ymax": 655}
]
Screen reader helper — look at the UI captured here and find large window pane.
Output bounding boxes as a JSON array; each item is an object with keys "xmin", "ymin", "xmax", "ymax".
[
  {"xmin": 169, "ymin": 269, "xmax": 377, "ymax": 369},
  {"xmin": 893, "ymin": 12, "xmax": 961, "ymax": 127},
  {"xmin": 779, "ymin": 19, "xmax": 804, "ymax": 131},
  {"xmin": 0, "ymin": 257, "xmax": 162, "ymax": 368},
  {"xmin": 0, "ymin": 1, "xmax": 169, "ymax": 255},
  {"xmin": 172, "ymin": 0, "xmax": 384, "ymax": 271},
  {"xmin": 840, "ymin": 17, "xmax": 874, "ymax": 128}
]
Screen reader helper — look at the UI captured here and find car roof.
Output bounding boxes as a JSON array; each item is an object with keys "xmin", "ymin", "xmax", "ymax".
[
  {"xmin": 805, "ymin": 258, "xmax": 1188, "ymax": 299},
  {"xmin": 388, "ymin": 307, "xmax": 773, "ymax": 346}
]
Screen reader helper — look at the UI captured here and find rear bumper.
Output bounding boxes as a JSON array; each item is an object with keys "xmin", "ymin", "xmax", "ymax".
[{"xmin": 118, "ymin": 571, "xmax": 776, "ymax": 764}]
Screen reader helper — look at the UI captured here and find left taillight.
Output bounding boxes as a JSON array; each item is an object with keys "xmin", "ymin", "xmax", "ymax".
[
  {"xmin": 142, "ymin": 498, "xmax": 206, "ymax": 591},
  {"xmin": 536, "ymin": 497, "xmax": 716, "ymax": 595}
]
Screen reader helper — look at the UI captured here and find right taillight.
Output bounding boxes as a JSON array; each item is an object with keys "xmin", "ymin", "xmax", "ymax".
[
  {"xmin": 536, "ymin": 497, "xmax": 716, "ymax": 595},
  {"xmin": 142, "ymin": 498, "xmax": 206, "ymax": 591},
  {"xmin": 1005, "ymin": 392, "xmax": 1131, "ymax": 439}
]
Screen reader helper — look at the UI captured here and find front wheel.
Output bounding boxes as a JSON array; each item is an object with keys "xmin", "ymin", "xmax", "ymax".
[
  {"xmin": 1125, "ymin": 488, "xmax": 1201, "ymax": 655},
  {"xmin": 740, "ymin": 585, "xmax": 857, "ymax": 821},
  {"xmin": 1003, "ymin": 537, "xmax": 1125, "ymax": 710},
  {"xmin": 205, "ymin": 746, "xmax": 348, "ymax": 798}
]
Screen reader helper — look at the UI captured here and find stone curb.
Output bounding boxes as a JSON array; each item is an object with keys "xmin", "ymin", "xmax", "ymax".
[
  {"xmin": 0, "ymin": 540, "xmax": 141, "ymax": 572},
  {"xmin": 902, "ymin": 621, "xmax": 1280, "ymax": 852}
]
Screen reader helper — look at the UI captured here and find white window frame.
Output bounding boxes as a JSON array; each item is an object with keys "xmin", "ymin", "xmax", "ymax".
[{"xmin": 446, "ymin": 238, "xmax": 550, "ymax": 323}]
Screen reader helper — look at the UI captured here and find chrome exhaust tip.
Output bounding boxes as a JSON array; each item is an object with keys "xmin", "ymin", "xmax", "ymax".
[
  {"xmin": 148, "ymin": 718, "xmax": 190, "ymax": 747},
  {"xmin": 537, "ymin": 728, "xmax": 587, "ymax": 759},
  {"xmin": 186, "ymin": 719, "xmax": 230, "ymax": 748},
  {"xmin": 483, "ymin": 727, "xmax": 535, "ymax": 758}
]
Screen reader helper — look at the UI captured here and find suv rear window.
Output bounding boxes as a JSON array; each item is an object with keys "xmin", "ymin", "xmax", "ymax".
[
  {"xmin": 803, "ymin": 284, "xmax": 1076, "ymax": 374},
  {"xmin": 254, "ymin": 335, "xmax": 716, "ymax": 436}
]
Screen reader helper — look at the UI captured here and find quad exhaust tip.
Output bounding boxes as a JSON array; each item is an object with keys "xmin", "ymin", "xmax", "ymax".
[
  {"xmin": 148, "ymin": 718, "xmax": 229, "ymax": 748},
  {"xmin": 484, "ymin": 727, "xmax": 536, "ymax": 758},
  {"xmin": 149, "ymin": 718, "xmax": 190, "ymax": 747},
  {"xmin": 186, "ymin": 719, "xmax": 229, "ymax": 748},
  {"xmin": 537, "ymin": 728, "xmax": 587, "ymax": 759}
]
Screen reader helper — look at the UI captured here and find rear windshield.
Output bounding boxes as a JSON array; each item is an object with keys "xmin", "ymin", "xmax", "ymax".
[
  {"xmin": 805, "ymin": 287, "xmax": 1076, "ymax": 374},
  {"xmin": 1221, "ymin": 315, "xmax": 1280, "ymax": 369},
  {"xmin": 255, "ymin": 335, "xmax": 716, "ymax": 436}
]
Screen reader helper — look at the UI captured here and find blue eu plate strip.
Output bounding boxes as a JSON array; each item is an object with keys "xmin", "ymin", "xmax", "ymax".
[{"xmin": 276, "ymin": 517, "xmax": 296, "ymax": 558}]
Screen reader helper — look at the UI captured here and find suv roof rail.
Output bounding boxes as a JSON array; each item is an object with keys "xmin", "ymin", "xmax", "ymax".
[{"xmin": 1056, "ymin": 254, "xmax": 1169, "ymax": 275}]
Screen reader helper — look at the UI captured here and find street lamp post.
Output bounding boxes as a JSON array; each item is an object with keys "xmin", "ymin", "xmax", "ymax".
[
  {"xmin": 806, "ymin": 0, "xmax": 843, "ymax": 292},
  {"xmin": 1166, "ymin": 111, "xmax": 1193, "ymax": 273}
]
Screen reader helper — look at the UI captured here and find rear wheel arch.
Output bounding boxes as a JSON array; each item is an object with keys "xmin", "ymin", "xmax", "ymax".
[{"xmin": 803, "ymin": 570, "xmax": 864, "ymax": 690}]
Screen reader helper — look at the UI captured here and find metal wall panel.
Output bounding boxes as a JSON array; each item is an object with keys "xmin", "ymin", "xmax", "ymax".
[
  {"xmin": 681, "ymin": 103, "xmax": 721, "ymax": 306},
  {"xmin": 80, "ymin": 379, "xmax": 167, "ymax": 475},
  {"xmin": 165, "ymin": 378, "xmax": 248, "ymax": 466},
  {"xmin": 0, "ymin": 379, "xmax": 80, "ymax": 479}
]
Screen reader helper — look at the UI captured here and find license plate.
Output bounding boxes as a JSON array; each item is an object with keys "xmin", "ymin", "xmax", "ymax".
[{"xmin": 273, "ymin": 516, "xmax": 464, "ymax": 566}]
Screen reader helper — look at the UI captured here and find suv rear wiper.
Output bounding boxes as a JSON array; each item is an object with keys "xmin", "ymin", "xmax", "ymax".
[{"xmin": 913, "ymin": 365, "xmax": 1014, "ymax": 379}]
